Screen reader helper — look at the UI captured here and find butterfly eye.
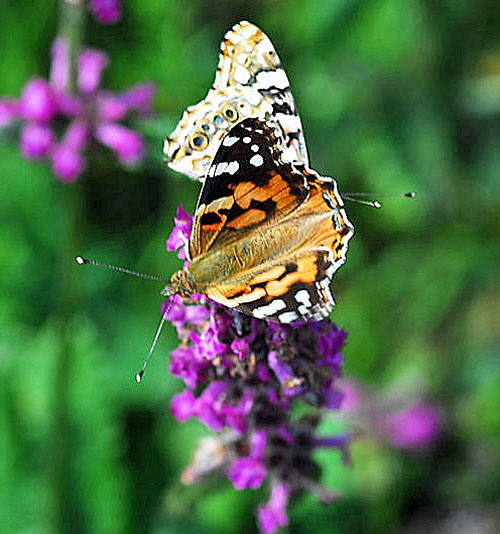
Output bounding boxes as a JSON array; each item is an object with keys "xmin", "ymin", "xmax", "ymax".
[
  {"xmin": 200, "ymin": 122, "xmax": 215, "ymax": 134},
  {"xmin": 222, "ymin": 105, "xmax": 238, "ymax": 122},
  {"xmin": 213, "ymin": 114, "xmax": 226, "ymax": 127},
  {"xmin": 189, "ymin": 133, "xmax": 209, "ymax": 150}
]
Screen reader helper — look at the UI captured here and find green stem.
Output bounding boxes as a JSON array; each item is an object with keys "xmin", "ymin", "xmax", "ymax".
[{"xmin": 48, "ymin": 2, "xmax": 85, "ymax": 534}]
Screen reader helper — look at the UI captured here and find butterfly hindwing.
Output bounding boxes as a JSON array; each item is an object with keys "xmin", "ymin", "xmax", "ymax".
[
  {"xmin": 189, "ymin": 119, "xmax": 309, "ymax": 259},
  {"xmin": 205, "ymin": 247, "xmax": 336, "ymax": 322}
]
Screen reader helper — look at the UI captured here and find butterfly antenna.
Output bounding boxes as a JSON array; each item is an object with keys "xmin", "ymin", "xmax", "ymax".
[
  {"xmin": 342, "ymin": 195, "xmax": 382, "ymax": 208},
  {"xmin": 135, "ymin": 300, "xmax": 173, "ymax": 383},
  {"xmin": 341, "ymin": 191, "xmax": 416, "ymax": 209},
  {"xmin": 76, "ymin": 256, "xmax": 166, "ymax": 283}
]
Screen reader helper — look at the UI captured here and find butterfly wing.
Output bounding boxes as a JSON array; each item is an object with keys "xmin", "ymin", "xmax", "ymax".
[
  {"xmin": 189, "ymin": 118, "xmax": 309, "ymax": 259},
  {"xmin": 187, "ymin": 119, "xmax": 354, "ymax": 323},
  {"xmin": 216, "ymin": 21, "xmax": 309, "ymax": 166},
  {"xmin": 202, "ymin": 178, "xmax": 354, "ymax": 323},
  {"xmin": 164, "ymin": 21, "xmax": 308, "ymax": 180}
]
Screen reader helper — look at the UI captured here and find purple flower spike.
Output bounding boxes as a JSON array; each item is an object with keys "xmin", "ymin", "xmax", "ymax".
[
  {"xmin": 0, "ymin": 100, "xmax": 21, "ymax": 127},
  {"xmin": 384, "ymin": 403, "xmax": 440, "ymax": 449},
  {"xmin": 51, "ymin": 144, "xmax": 84, "ymax": 183},
  {"xmin": 165, "ymin": 206, "xmax": 353, "ymax": 533},
  {"xmin": 229, "ymin": 457, "xmax": 267, "ymax": 490},
  {"xmin": 20, "ymin": 123, "xmax": 54, "ymax": 159},
  {"xmin": 95, "ymin": 122, "xmax": 144, "ymax": 164},
  {"xmin": 78, "ymin": 49, "xmax": 109, "ymax": 95},
  {"xmin": 5, "ymin": 37, "xmax": 153, "ymax": 184},
  {"xmin": 258, "ymin": 484, "xmax": 290, "ymax": 534},
  {"xmin": 90, "ymin": 0, "xmax": 121, "ymax": 25},
  {"xmin": 20, "ymin": 79, "xmax": 56, "ymax": 122}
]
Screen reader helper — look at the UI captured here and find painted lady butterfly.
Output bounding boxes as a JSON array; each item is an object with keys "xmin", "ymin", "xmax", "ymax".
[
  {"xmin": 163, "ymin": 20, "xmax": 308, "ymax": 179},
  {"xmin": 163, "ymin": 118, "xmax": 354, "ymax": 323}
]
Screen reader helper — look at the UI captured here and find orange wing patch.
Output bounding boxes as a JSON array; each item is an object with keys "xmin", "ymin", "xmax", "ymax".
[{"xmin": 226, "ymin": 208, "xmax": 267, "ymax": 229}]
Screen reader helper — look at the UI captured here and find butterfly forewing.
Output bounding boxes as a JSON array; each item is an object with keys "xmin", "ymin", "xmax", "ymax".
[
  {"xmin": 189, "ymin": 119, "xmax": 308, "ymax": 259},
  {"xmin": 182, "ymin": 119, "xmax": 354, "ymax": 323}
]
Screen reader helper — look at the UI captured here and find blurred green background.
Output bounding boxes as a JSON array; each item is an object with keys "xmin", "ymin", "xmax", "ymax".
[{"xmin": 1, "ymin": 0, "xmax": 499, "ymax": 533}]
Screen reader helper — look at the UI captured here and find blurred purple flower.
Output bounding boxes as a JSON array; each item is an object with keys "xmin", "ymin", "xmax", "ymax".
[
  {"xmin": 166, "ymin": 204, "xmax": 193, "ymax": 259},
  {"xmin": 166, "ymin": 207, "xmax": 352, "ymax": 534},
  {"xmin": 20, "ymin": 79, "xmax": 57, "ymax": 122},
  {"xmin": 0, "ymin": 100, "xmax": 20, "ymax": 127},
  {"xmin": 229, "ymin": 457, "xmax": 267, "ymax": 490},
  {"xmin": 89, "ymin": 0, "xmax": 121, "ymax": 25},
  {"xmin": 20, "ymin": 123, "xmax": 54, "ymax": 159},
  {"xmin": 0, "ymin": 37, "xmax": 155, "ymax": 183},
  {"xmin": 383, "ymin": 403, "xmax": 441, "ymax": 449},
  {"xmin": 78, "ymin": 49, "xmax": 109, "ymax": 94},
  {"xmin": 258, "ymin": 484, "xmax": 290, "ymax": 534},
  {"xmin": 339, "ymin": 380, "xmax": 441, "ymax": 451}
]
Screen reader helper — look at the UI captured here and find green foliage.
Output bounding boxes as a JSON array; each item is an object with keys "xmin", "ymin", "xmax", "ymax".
[{"xmin": 1, "ymin": 0, "xmax": 499, "ymax": 533}]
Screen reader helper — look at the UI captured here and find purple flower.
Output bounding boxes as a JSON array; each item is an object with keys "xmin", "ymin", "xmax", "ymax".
[
  {"xmin": 258, "ymin": 484, "xmax": 290, "ymax": 534},
  {"xmin": 0, "ymin": 100, "xmax": 20, "ymax": 127},
  {"xmin": 78, "ymin": 49, "xmax": 109, "ymax": 95},
  {"xmin": 383, "ymin": 403, "xmax": 440, "ymax": 449},
  {"xmin": 229, "ymin": 457, "xmax": 267, "ymax": 490},
  {"xmin": 90, "ymin": 0, "xmax": 121, "ymax": 25},
  {"xmin": 121, "ymin": 84, "xmax": 156, "ymax": 113},
  {"xmin": 51, "ymin": 144, "xmax": 85, "ymax": 183},
  {"xmin": 95, "ymin": 122, "xmax": 144, "ymax": 165},
  {"xmin": 170, "ymin": 345, "xmax": 206, "ymax": 390},
  {"xmin": 166, "ymin": 204, "xmax": 193, "ymax": 259},
  {"xmin": 170, "ymin": 390, "xmax": 197, "ymax": 422},
  {"xmin": 20, "ymin": 79, "xmax": 57, "ymax": 123},
  {"xmin": 0, "ymin": 38, "xmax": 154, "ymax": 183},
  {"xmin": 20, "ymin": 123, "xmax": 54, "ymax": 159}
]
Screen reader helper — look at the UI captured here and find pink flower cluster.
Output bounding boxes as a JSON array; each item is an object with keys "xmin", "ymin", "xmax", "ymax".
[{"xmin": 0, "ymin": 38, "xmax": 154, "ymax": 182}]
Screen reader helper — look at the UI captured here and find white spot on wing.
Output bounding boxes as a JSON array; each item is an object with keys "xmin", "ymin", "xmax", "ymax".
[
  {"xmin": 249, "ymin": 154, "xmax": 264, "ymax": 167},
  {"xmin": 223, "ymin": 136, "xmax": 239, "ymax": 147},
  {"xmin": 255, "ymin": 69, "xmax": 289, "ymax": 90},
  {"xmin": 295, "ymin": 289, "xmax": 311, "ymax": 307},
  {"xmin": 214, "ymin": 160, "xmax": 239, "ymax": 176},
  {"xmin": 233, "ymin": 65, "xmax": 251, "ymax": 85},
  {"xmin": 227, "ymin": 161, "xmax": 239, "ymax": 174},
  {"xmin": 253, "ymin": 299, "xmax": 286, "ymax": 319},
  {"xmin": 278, "ymin": 311, "xmax": 298, "ymax": 323},
  {"xmin": 251, "ymin": 144, "xmax": 259, "ymax": 152},
  {"xmin": 243, "ymin": 136, "xmax": 251, "ymax": 144}
]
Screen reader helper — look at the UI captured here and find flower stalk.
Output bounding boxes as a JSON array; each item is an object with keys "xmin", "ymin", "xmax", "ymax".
[{"xmin": 48, "ymin": 2, "xmax": 85, "ymax": 533}]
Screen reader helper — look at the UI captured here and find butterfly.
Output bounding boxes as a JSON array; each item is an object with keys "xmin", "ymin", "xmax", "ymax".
[
  {"xmin": 163, "ymin": 20, "xmax": 309, "ymax": 180},
  {"xmin": 163, "ymin": 118, "xmax": 354, "ymax": 323}
]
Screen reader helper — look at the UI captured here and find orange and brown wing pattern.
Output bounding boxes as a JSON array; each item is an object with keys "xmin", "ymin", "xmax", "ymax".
[
  {"xmin": 201, "ymin": 169, "xmax": 354, "ymax": 323},
  {"xmin": 189, "ymin": 119, "xmax": 308, "ymax": 259}
]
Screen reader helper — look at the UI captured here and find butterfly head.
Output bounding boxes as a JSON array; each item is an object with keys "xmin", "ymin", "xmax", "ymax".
[
  {"xmin": 164, "ymin": 88, "xmax": 272, "ymax": 179},
  {"xmin": 161, "ymin": 268, "xmax": 195, "ymax": 300}
]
